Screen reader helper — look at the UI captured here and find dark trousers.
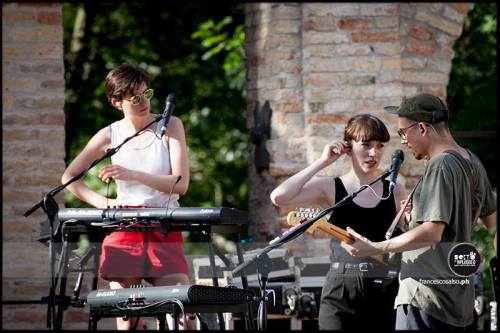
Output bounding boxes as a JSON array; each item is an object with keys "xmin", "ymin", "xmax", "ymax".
[
  {"xmin": 319, "ymin": 268, "xmax": 398, "ymax": 330},
  {"xmin": 396, "ymin": 304, "xmax": 472, "ymax": 331}
]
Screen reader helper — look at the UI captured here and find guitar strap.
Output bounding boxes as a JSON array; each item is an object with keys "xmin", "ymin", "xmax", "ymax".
[{"xmin": 384, "ymin": 177, "xmax": 422, "ymax": 240}]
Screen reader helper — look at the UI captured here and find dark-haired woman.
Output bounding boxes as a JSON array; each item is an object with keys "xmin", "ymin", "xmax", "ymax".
[
  {"xmin": 62, "ymin": 63, "xmax": 192, "ymax": 330},
  {"xmin": 270, "ymin": 114, "xmax": 407, "ymax": 330}
]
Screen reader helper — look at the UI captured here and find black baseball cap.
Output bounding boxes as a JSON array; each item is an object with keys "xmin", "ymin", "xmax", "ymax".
[{"xmin": 384, "ymin": 93, "xmax": 449, "ymax": 123}]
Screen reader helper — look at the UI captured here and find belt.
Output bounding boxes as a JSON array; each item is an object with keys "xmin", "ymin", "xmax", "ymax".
[
  {"xmin": 331, "ymin": 262, "xmax": 399, "ymax": 289},
  {"xmin": 330, "ymin": 262, "xmax": 398, "ymax": 277},
  {"xmin": 331, "ymin": 262, "xmax": 376, "ymax": 272}
]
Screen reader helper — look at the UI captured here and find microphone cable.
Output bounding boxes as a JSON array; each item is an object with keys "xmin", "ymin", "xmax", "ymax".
[
  {"xmin": 161, "ymin": 175, "xmax": 182, "ymax": 237},
  {"xmin": 106, "ymin": 177, "xmax": 113, "ymax": 208}
]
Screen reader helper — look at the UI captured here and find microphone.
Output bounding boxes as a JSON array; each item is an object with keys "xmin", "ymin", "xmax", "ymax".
[
  {"xmin": 389, "ymin": 149, "xmax": 404, "ymax": 192},
  {"xmin": 158, "ymin": 93, "xmax": 176, "ymax": 138}
]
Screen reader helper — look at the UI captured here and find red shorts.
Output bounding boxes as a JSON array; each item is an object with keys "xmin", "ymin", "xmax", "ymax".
[{"xmin": 98, "ymin": 226, "xmax": 189, "ymax": 281}]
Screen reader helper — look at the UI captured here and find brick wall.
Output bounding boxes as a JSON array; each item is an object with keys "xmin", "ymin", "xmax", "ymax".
[
  {"xmin": 245, "ymin": 3, "xmax": 472, "ymax": 249},
  {"xmin": 2, "ymin": 2, "xmax": 68, "ymax": 329}
]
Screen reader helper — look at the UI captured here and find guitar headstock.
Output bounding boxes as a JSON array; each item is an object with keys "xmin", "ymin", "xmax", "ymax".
[{"xmin": 286, "ymin": 208, "xmax": 329, "ymax": 235}]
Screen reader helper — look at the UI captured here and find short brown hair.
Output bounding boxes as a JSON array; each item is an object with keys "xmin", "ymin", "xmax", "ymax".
[
  {"xmin": 344, "ymin": 114, "xmax": 390, "ymax": 143},
  {"xmin": 104, "ymin": 63, "xmax": 151, "ymax": 103}
]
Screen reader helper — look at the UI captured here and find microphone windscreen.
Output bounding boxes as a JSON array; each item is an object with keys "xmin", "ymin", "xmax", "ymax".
[
  {"xmin": 392, "ymin": 149, "xmax": 404, "ymax": 162},
  {"xmin": 166, "ymin": 93, "xmax": 176, "ymax": 103}
]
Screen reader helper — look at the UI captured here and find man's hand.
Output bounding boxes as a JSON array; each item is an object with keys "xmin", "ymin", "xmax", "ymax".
[{"xmin": 341, "ymin": 227, "xmax": 384, "ymax": 257}]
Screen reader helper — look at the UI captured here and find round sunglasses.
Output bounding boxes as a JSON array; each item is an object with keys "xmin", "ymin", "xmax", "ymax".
[{"xmin": 123, "ymin": 88, "xmax": 154, "ymax": 105}]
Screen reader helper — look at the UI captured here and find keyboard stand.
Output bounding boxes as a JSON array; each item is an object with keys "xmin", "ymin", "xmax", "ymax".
[{"xmin": 45, "ymin": 218, "xmax": 255, "ymax": 331}]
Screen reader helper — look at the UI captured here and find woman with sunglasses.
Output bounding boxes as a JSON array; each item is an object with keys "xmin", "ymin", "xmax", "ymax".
[
  {"xmin": 62, "ymin": 63, "xmax": 192, "ymax": 330},
  {"xmin": 270, "ymin": 114, "xmax": 408, "ymax": 330}
]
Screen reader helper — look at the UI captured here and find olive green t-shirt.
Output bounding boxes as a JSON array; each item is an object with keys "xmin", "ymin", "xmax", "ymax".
[{"xmin": 394, "ymin": 150, "xmax": 496, "ymax": 327}]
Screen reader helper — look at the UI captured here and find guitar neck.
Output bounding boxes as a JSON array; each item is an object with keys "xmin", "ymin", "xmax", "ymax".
[
  {"xmin": 314, "ymin": 220, "xmax": 355, "ymax": 244},
  {"xmin": 286, "ymin": 209, "xmax": 387, "ymax": 265}
]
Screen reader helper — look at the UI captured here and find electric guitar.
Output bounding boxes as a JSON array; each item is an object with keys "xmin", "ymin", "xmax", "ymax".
[
  {"xmin": 286, "ymin": 208, "xmax": 354, "ymax": 244},
  {"xmin": 286, "ymin": 208, "xmax": 387, "ymax": 265}
]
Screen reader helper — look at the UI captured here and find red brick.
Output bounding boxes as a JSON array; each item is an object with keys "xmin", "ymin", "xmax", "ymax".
[
  {"xmin": 3, "ymin": 95, "xmax": 13, "ymax": 109},
  {"xmin": 273, "ymin": 103, "xmax": 302, "ymax": 113},
  {"xmin": 31, "ymin": 44, "xmax": 63, "ymax": 59},
  {"xmin": 408, "ymin": 3, "xmax": 430, "ymax": 7},
  {"xmin": 271, "ymin": 63, "xmax": 301, "ymax": 74},
  {"xmin": 16, "ymin": 96, "xmax": 64, "ymax": 109},
  {"xmin": 37, "ymin": 11, "xmax": 62, "ymax": 24},
  {"xmin": 13, "ymin": 310, "xmax": 47, "ymax": 322},
  {"xmin": 2, "ymin": 220, "xmax": 37, "ymax": 234},
  {"xmin": 13, "ymin": 175, "xmax": 62, "ymax": 187},
  {"xmin": 39, "ymin": 113, "xmax": 65, "ymax": 125},
  {"xmin": 64, "ymin": 310, "xmax": 92, "ymax": 322},
  {"xmin": 3, "ymin": 190, "xmax": 44, "ymax": 203},
  {"xmin": 19, "ymin": 63, "xmax": 63, "ymax": 74},
  {"xmin": 2, "ymin": 113, "xmax": 33, "ymax": 125},
  {"xmin": 2, "ymin": 11, "xmax": 36, "ymax": 24},
  {"xmin": 338, "ymin": 19, "xmax": 371, "ymax": 30},
  {"xmin": 16, "ymin": 2, "xmax": 59, "ymax": 6},
  {"xmin": 304, "ymin": 16, "xmax": 336, "ymax": 31},
  {"xmin": 337, "ymin": 45, "xmax": 372, "ymax": 56},
  {"xmin": 360, "ymin": 3, "xmax": 399, "ymax": 16},
  {"xmin": 41, "ymin": 80, "xmax": 65, "ymax": 89},
  {"xmin": 4, "ymin": 78, "xmax": 37, "ymax": 92},
  {"xmin": 352, "ymin": 31, "xmax": 399, "ymax": 43},
  {"xmin": 248, "ymin": 55, "xmax": 265, "ymax": 66},
  {"xmin": 406, "ymin": 40, "xmax": 436, "ymax": 56},
  {"xmin": 2, "ymin": 159, "xmax": 41, "ymax": 174},
  {"xmin": 449, "ymin": 3, "xmax": 472, "ymax": 13},
  {"xmin": 421, "ymin": 85, "xmax": 445, "ymax": 97},
  {"xmin": 305, "ymin": 114, "xmax": 350, "ymax": 124},
  {"xmin": 441, "ymin": 47, "xmax": 455, "ymax": 60},
  {"xmin": 2, "ymin": 47, "xmax": 27, "ymax": 60},
  {"xmin": 415, "ymin": 12, "xmax": 463, "ymax": 36},
  {"xmin": 3, "ymin": 128, "xmax": 28, "ymax": 140},
  {"xmin": 409, "ymin": 25, "xmax": 432, "ymax": 40}
]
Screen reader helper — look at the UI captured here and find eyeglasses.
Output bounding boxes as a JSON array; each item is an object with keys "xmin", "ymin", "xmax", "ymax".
[
  {"xmin": 397, "ymin": 122, "xmax": 418, "ymax": 140},
  {"xmin": 123, "ymin": 88, "xmax": 154, "ymax": 105}
]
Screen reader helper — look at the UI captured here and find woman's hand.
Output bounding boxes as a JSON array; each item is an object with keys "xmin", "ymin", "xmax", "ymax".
[
  {"xmin": 319, "ymin": 140, "xmax": 351, "ymax": 166},
  {"xmin": 98, "ymin": 164, "xmax": 137, "ymax": 183},
  {"xmin": 95, "ymin": 198, "xmax": 124, "ymax": 209}
]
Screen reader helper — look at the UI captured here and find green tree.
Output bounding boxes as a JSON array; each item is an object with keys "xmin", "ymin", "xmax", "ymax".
[
  {"xmin": 63, "ymin": 3, "xmax": 247, "ymax": 209},
  {"xmin": 448, "ymin": 2, "xmax": 497, "ymax": 185},
  {"xmin": 447, "ymin": 2, "xmax": 497, "ymax": 310},
  {"xmin": 63, "ymin": 3, "xmax": 247, "ymax": 249}
]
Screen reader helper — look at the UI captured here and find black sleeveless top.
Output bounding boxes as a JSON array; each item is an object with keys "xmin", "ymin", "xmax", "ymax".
[{"xmin": 328, "ymin": 177, "xmax": 396, "ymax": 263}]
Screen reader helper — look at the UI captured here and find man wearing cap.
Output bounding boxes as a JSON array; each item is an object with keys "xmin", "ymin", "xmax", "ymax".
[{"xmin": 341, "ymin": 92, "xmax": 496, "ymax": 330}]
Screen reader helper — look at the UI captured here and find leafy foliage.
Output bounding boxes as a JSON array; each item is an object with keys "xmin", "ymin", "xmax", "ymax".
[
  {"xmin": 448, "ymin": 2, "xmax": 497, "ymax": 185},
  {"xmin": 448, "ymin": 2, "xmax": 497, "ymax": 307},
  {"xmin": 63, "ymin": 3, "xmax": 247, "ymax": 213},
  {"xmin": 63, "ymin": 3, "xmax": 247, "ymax": 249}
]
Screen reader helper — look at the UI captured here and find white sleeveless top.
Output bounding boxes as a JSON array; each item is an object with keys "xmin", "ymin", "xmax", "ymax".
[{"xmin": 109, "ymin": 120, "xmax": 179, "ymax": 208}]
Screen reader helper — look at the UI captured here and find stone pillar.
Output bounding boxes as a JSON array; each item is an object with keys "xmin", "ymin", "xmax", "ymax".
[
  {"xmin": 245, "ymin": 3, "xmax": 472, "ymax": 247},
  {"xmin": 2, "ymin": 2, "xmax": 67, "ymax": 329}
]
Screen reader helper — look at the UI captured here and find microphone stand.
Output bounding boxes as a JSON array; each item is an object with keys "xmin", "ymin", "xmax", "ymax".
[
  {"xmin": 23, "ymin": 114, "xmax": 164, "ymax": 330},
  {"xmin": 232, "ymin": 169, "xmax": 392, "ymax": 330}
]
